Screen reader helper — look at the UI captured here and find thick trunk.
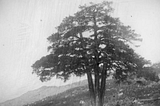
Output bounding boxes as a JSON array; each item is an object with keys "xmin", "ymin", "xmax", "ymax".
[
  {"xmin": 95, "ymin": 72, "xmax": 100, "ymax": 106},
  {"xmin": 94, "ymin": 68, "xmax": 100, "ymax": 105},
  {"xmin": 87, "ymin": 72, "xmax": 96, "ymax": 106},
  {"xmin": 99, "ymin": 68, "xmax": 107, "ymax": 106},
  {"xmin": 87, "ymin": 70, "xmax": 107, "ymax": 106}
]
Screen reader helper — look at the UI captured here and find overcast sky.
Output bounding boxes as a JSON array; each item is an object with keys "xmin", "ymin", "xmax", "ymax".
[{"xmin": 0, "ymin": 0, "xmax": 160, "ymax": 103}]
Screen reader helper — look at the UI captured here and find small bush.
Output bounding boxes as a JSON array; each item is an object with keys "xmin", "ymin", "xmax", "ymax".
[{"xmin": 137, "ymin": 67, "xmax": 159, "ymax": 82}]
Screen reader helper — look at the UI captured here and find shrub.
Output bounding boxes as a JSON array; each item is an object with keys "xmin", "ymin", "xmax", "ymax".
[{"xmin": 137, "ymin": 67, "xmax": 159, "ymax": 82}]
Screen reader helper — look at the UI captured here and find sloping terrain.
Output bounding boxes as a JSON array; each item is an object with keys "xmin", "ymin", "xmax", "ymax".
[
  {"xmin": 0, "ymin": 80, "xmax": 87, "ymax": 106},
  {"xmin": 26, "ymin": 80, "xmax": 160, "ymax": 106}
]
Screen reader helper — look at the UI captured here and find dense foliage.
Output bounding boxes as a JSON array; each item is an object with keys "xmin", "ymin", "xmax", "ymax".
[{"xmin": 32, "ymin": 1, "xmax": 149, "ymax": 106}]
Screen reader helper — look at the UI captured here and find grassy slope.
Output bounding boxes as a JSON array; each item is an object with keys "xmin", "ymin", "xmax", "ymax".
[{"xmin": 25, "ymin": 80, "xmax": 160, "ymax": 106}]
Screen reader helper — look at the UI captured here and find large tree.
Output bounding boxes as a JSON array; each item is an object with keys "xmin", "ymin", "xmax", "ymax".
[{"xmin": 32, "ymin": 1, "xmax": 148, "ymax": 106}]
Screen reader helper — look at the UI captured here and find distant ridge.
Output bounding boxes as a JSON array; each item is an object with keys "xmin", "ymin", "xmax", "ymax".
[{"xmin": 0, "ymin": 80, "xmax": 87, "ymax": 106}]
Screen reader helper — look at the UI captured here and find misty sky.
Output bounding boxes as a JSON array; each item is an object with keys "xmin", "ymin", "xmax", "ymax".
[{"xmin": 0, "ymin": 0, "xmax": 160, "ymax": 103}]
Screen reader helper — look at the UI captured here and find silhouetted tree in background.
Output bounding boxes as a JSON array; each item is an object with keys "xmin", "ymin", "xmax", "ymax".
[{"xmin": 32, "ymin": 1, "xmax": 149, "ymax": 106}]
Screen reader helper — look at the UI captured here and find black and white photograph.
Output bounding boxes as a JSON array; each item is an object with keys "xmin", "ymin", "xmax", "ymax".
[{"xmin": 0, "ymin": 0, "xmax": 160, "ymax": 106}]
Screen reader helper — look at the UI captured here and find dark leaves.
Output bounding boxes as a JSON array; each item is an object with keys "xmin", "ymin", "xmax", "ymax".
[{"xmin": 32, "ymin": 1, "xmax": 147, "ymax": 83}]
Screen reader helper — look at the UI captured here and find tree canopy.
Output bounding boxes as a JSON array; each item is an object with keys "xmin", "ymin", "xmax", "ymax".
[{"xmin": 32, "ymin": 1, "xmax": 149, "ymax": 106}]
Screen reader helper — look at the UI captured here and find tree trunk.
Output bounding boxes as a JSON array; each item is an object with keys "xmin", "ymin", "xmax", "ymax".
[
  {"xmin": 95, "ymin": 90, "xmax": 105, "ymax": 106},
  {"xmin": 87, "ymin": 13, "xmax": 106, "ymax": 106},
  {"xmin": 87, "ymin": 81, "xmax": 106, "ymax": 106},
  {"xmin": 87, "ymin": 69, "xmax": 107, "ymax": 106},
  {"xmin": 99, "ymin": 68, "xmax": 107, "ymax": 106},
  {"xmin": 87, "ymin": 72, "xmax": 96, "ymax": 106}
]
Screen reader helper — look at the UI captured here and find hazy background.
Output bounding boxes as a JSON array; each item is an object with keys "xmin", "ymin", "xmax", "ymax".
[{"xmin": 0, "ymin": 0, "xmax": 160, "ymax": 103}]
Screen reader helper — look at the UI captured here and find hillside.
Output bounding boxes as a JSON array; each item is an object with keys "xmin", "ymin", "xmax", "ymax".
[
  {"xmin": 0, "ymin": 80, "xmax": 87, "ymax": 106},
  {"xmin": 26, "ymin": 80, "xmax": 160, "ymax": 106}
]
